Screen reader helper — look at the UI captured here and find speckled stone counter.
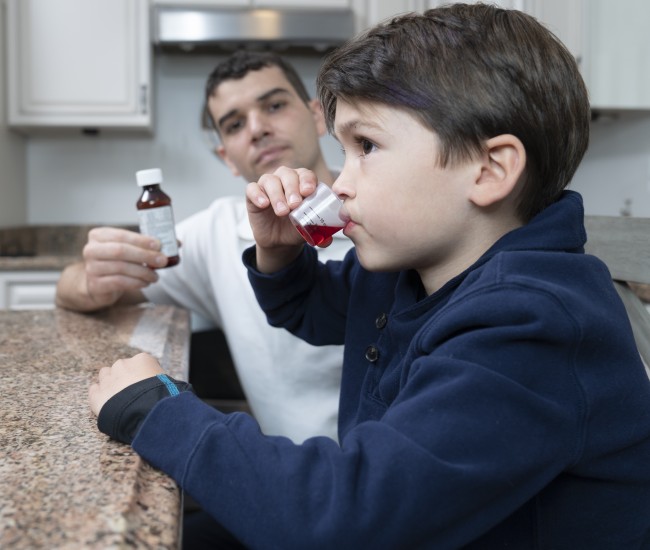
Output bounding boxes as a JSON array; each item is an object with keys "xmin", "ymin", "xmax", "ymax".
[{"xmin": 0, "ymin": 304, "xmax": 190, "ymax": 549}]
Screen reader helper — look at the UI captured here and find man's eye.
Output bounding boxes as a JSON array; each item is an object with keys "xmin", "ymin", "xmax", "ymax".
[
  {"xmin": 268, "ymin": 101, "xmax": 286, "ymax": 113},
  {"xmin": 224, "ymin": 120, "xmax": 243, "ymax": 134}
]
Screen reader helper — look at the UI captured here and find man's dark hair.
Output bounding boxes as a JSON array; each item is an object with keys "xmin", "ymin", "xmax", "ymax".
[
  {"xmin": 317, "ymin": 4, "xmax": 591, "ymax": 221},
  {"xmin": 202, "ymin": 50, "xmax": 311, "ymax": 135}
]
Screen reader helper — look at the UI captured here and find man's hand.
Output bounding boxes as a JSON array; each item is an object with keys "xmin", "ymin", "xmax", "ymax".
[
  {"xmin": 56, "ymin": 227, "xmax": 172, "ymax": 312},
  {"xmin": 89, "ymin": 353, "xmax": 163, "ymax": 416}
]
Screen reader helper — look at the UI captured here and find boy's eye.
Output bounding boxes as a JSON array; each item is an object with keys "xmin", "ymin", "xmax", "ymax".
[
  {"xmin": 338, "ymin": 137, "xmax": 378, "ymax": 158},
  {"xmin": 359, "ymin": 138, "xmax": 376, "ymax": 156}
]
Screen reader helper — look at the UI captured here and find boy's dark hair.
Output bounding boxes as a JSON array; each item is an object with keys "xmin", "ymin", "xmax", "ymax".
[
  {"xmin": 317, "ymin": 3, "xmax": 590, "ymax": 221},
  {"xmin": 202, "ymin": 50, "xmax": 311, "ymax": 135}
]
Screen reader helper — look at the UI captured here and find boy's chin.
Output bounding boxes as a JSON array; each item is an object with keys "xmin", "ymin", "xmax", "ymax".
[{"xmin": 355, "ymin": 248, "xmax": 397, "ymax": 273}]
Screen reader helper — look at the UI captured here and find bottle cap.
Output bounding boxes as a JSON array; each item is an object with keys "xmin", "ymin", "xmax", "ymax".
[{"xmin": 136, "ymin": 168, "xmax": 163, "ymax": 187}]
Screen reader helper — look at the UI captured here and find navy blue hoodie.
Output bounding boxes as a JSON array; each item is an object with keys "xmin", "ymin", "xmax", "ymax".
[{"xmin": 124, "ymin": 191, "xmax": 650, "ymax": 549}]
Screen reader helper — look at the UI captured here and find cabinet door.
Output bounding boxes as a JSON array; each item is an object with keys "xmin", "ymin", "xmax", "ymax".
[
  {"xmin": 358, "ymin": 0, "xmax": 423, "ymax": 29},
  {"xmin": 0, "ymin": 271, "xmax": 60, "ymax": 311},
  {"xmin": 151, "ymin": 0, "xmax": 350, "ymax": 8},
  {"xmin": 521, "ymin": 0, "xmax": 649, "ymax": 110},
  {"xmin": 524, "ymin": 0, "xmax": 583, "ymax": 63},
  {"xmin": 582, "ymin": 0, "xmax": 650, "ymax": 110},
  {"xmin": 6, "ymin": 0, "xmax": 151, "ymax": 130},
  {"xmin": 423, "ymin": 1, "xmax": 583, "ymax": 60}
]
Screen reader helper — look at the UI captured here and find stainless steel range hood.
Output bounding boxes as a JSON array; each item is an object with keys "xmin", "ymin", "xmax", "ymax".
[{"xmin": 153, "ymin": 6, "xmax": 355, "ymax": 53}]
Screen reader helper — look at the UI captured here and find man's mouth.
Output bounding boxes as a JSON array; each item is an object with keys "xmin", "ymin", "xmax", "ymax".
[{"xmin": 255, "ymin": 146, "xmax": 288, "ymax": 167}]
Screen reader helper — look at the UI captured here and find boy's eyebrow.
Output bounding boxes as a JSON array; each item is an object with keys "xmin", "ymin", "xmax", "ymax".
[
  {"xmin": 334, "ymin": 118, "xmax": 382, "ymax": 139},
  {"xmin": 216, "ymin": 87, "xmax": 292, "ymax": 130}
]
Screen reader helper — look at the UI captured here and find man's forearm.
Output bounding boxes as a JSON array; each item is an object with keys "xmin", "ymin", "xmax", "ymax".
[{"xmin": 55, "ymin": 262, "xmax": 98, "ymax": 311}]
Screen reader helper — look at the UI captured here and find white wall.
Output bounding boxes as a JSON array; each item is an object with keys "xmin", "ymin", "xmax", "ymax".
[
  {"xmin": 23, "ymin": 52, "xmax": 650, "ymax": 225},
  {"xmin": 570, "ymin": 112, "xmax": 650, "ymax": 217},
  {"xmin": 26, "ymin": 53, "xmax": 344, "ymax": 225},
  {"xmin": 0, "ymin": 5, "xmax": 27, "ymax": 228}
]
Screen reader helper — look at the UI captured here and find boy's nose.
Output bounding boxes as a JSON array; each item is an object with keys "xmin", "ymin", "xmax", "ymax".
[{"xmin": 332, "ymin": 175, "xmax": 352, "ymax": 199}]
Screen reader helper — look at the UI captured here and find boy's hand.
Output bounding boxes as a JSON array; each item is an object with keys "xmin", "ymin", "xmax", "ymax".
[
  {"xmin": 88, "ymin": 353, "xmax": 163, "ymax": 416},
  {"xmin": 245, "ymin": 166, "xmax": 318, "ymax": 273}
]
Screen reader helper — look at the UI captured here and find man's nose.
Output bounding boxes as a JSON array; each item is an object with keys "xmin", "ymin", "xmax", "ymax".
[{"xmin": 249, "ymin": 111, "xmax": 270, "ymax": 141}]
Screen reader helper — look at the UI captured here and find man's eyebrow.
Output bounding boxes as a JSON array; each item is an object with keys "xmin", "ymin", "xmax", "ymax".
[
  {"xmin": 257, "ymin": 87, "xmax": 292, "ymax": 103},
  {"xmin": 216, "ymin": 87, "xmax": 293, "ymax": 130}
]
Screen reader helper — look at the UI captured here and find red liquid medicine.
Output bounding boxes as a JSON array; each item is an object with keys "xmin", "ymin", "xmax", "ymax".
[
  {"xmin": 288, "ymin": 182, "xmax": 344, "ymax": 247},
  {"xmin": 294, "ymin": 225, "xmax": 342, "ymax": 247}
]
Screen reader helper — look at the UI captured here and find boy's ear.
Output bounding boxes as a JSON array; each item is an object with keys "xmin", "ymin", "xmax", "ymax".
[
  {"xmin": 216, "ymin": 145, "xmax": 241, "ymax": 178},
  {"xmin": 469, "ymin": 134, "xmax": 526, "ymax": 208}
]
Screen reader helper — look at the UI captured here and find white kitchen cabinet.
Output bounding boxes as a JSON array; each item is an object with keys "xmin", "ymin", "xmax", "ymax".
[
  {"xmin": 352, "ymin": 1, "xmax": 581, "ymax": 57},
  {"xmin": 353, "ymin": 0, "xmax": 423, "ymax": 29},
  {"xmin": 422, "ymin": 0, "xmax": 582, "ymax": 61},
  {"xmin": 151, "ymin": 0, "xmax": 349, "ymax": 8},
  {"xmin": 5, "ymin": 0, "xmax": 152, "ymax": 131},
  {"xmin": 423, "ymin": 0, "xmax": 650, "ymax": 111},
  {"xmin": 0, "ymin": 271, "xmax": 60, "ymax": 310},
  {"xmin": 498, "ymin": 0, "xmax": 649, "ymax": 110},
  {"xmin": 523, "ymin": 0, "xmax": 584, "ymax": 65},
  {"xmin": 582, "ymin": 0, "xmax": 650, "ymax": 110}
]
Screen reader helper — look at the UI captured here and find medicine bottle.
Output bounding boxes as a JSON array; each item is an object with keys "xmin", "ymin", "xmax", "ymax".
[{"xmin": 135, "ymin": 168, "xmax": 180, "ymax": 268}]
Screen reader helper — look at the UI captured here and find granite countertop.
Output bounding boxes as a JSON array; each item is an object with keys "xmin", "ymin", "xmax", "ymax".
[{"xmin": 0, "ymin": 304, "xmax": 190, "ymax": 549}]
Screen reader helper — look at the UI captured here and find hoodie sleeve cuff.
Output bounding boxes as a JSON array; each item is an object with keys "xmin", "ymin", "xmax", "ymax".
[{"xmin": 97, "ymin": 374, "xmax": 193, "ymax": 445}]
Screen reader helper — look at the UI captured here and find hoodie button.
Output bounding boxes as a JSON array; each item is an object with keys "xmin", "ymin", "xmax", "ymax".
[
  {"xmin": 375, "ymin": 313, "xmax": 388, "ymax": 329},
  {"xmin": 365, "ymin": 345, "xmax": 379, "ymax": 363}
]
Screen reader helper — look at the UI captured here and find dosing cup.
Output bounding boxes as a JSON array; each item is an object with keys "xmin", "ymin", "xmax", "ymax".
[{"xmin": 289, "ymin": 182, "xmax": 345, "ymax": 247}]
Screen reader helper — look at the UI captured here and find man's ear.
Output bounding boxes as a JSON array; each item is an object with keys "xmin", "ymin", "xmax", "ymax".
[
  {"xmin": 469, "ymin": 134, "xmax": 526, "ymax": 208},
  {"xmin": 308, "ymin": 98, "xmax": 328, "ymax": 138},
  {"xmin": 216, "ymin": 145, "xmax": 241, "ymax": 178}
]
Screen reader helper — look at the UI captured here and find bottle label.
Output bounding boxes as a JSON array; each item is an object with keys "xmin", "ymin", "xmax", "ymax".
[{"xmin": 137, "ymin": 206, "xmax": 179, "ymax": 257}]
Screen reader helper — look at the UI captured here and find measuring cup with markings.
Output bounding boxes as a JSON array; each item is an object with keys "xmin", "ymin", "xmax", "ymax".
[{"xmin": 289, "ymin": 182, "xmax": 345, "ymax": 247}]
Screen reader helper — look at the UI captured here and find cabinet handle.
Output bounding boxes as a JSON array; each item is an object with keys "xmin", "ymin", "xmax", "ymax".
[{"xmin": 140, "ymin": 85, "xmax": 148, "ymax": 114}]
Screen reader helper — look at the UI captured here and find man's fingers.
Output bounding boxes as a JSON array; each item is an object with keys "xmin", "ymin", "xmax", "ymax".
[
  {"xmin": 88, "ymin": 227, "xmax": 159, "ymax": 249},
  {"xmin": 83, "ymin": 240, "xmax": 167, "ymax": 267}
]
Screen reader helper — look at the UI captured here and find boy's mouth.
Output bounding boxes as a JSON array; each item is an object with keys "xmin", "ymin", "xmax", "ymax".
[
  {"xmin": 338, "ymin": 208, "xmax": 351, "ymax": 226},
  {"xmin": 338, "ymin": 210, "xmax": 356, "ymax": 235}
]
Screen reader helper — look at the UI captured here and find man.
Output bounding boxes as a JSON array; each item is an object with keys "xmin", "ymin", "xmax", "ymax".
[{"xmin": 56, "ymin": 51, "xmax": 351, "ymax": 443}]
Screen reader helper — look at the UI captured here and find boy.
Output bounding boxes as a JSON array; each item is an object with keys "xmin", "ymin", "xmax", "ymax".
[{"xmin": 90, "ymin": 5, "xmax": 650, "ymax": 548}]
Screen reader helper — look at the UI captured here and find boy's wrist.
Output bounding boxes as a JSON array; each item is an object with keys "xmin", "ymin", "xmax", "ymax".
[
  {"xmin": 255, "ymin": 243, "xmax": 304, "ymax": 274},
  {"xmin": 97, "ymin": 375, "xmax": 193, "ymax": 445}
]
